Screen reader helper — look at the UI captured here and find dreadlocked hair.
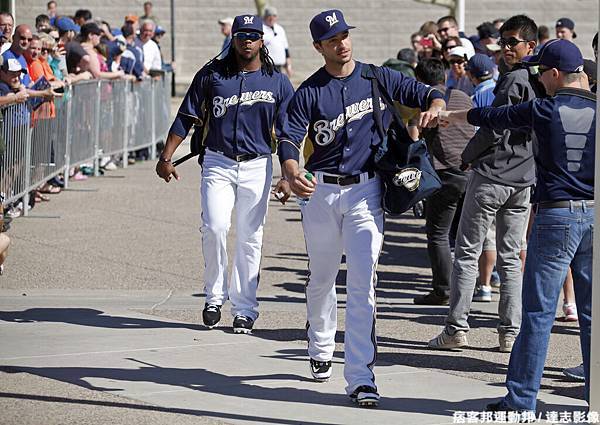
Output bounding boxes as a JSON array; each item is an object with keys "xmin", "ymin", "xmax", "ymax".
[{"xmin": 220, "ymin": 43, "xmax": 278, "ymax": 78}]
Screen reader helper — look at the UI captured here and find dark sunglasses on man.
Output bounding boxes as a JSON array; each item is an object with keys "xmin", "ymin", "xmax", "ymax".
[
  {"xmin": 233, "ymin": 32, "xmax": 262, "ymax": 41},
  {"xmin": 498, "ymin": 37, "xmax": 528, "ymax": 49},
  {"xmin": 449, "ymin": 58, "xmax": 465, "ymax": 65}
]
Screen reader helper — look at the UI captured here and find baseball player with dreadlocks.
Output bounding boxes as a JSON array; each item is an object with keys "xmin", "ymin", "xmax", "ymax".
[
  {"xmin": 279, "ymin": 9, "xmax": 444, "ymax": 407},
  {"xmin": 156, "ymin": 14, "xmax": 294, "ymax": 334}
]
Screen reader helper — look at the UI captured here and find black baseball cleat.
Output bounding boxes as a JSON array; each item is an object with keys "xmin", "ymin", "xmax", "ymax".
[
  {"xmin": 349, "ymin": 385, "xmax": 380, "ymax": 408},
  {"xmin": 202, "ymin": 303, "xmax": 221, "ymax": 329},
  {"xmin": 233, "ymin": 315, "xmax": 254, "ymax": 334},
  {"xmin": 309, "ymin": 359, "xmax": 332, "ymax": 382}
]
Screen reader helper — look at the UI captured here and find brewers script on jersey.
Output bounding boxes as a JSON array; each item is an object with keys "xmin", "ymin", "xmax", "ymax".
[{"xmin": 279, "ymin": 52, "xmax": 443, "ymax": 403}]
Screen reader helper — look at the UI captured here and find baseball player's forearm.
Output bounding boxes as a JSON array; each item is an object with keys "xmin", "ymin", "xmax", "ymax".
[
  {"xmin": 160, "ymin": 132, "xmax": 186, "ymax": 160},
  {"xmin": 428, "ymin": 98, "xmax": 445, "ymax": 113},
  {"xmin": 281, "ymin": 159, "xmax": 300, "ymax": 181}
]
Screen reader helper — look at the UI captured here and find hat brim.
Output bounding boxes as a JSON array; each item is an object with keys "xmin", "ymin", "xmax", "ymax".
[
  {"xmin": 521, "ymin": 54, "xmax": 541, "ymax": 67},
  {"xmin": 485, "ymin": 43, "xmax": 501, "ymax": 52},
  {"xmin": 232, "ymin": 27, "xmax": 264, "ymax": 35},
  {"xmin": 313, "ymin": 24, "xmax": 355, "ymax": 42}
]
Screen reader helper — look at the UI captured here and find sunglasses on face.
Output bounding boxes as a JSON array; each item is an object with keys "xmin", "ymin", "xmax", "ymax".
[
  {"xmin": 498, "ymin": 37, "xmax": 528, "ymax": 48},
  {"xmin": 443, "ymin": 45, "xmax": 458, "ymax": 51},
  {"xmin": 41, "ymin": 47, "xmax": 53, "ymax": 53},
  {"xmin": 449, "ymin": 58, "xmax": 465, "ymax": 65},
  {"xmin": 233, "ymin": 32, "xmax": 262, "ymax": 41},
  {"xmin": 437, "ymin": 27, "xmax": 452, "ymax": 34},
  {"xmin": 537, "ymin": 66, "xmax": 552, "ymax": 75},
  {"xmin": 20, "ymin": 37, "xmax": 33, "ymax": 42}
]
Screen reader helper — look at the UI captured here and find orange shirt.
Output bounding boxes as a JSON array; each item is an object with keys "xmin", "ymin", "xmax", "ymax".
[{"xmin": 26, "ymin": 57, "xmax": 56, "ymax": 119}]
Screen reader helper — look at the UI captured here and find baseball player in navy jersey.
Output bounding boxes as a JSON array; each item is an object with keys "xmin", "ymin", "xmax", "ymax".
[
  {"xmin": 156, "ymin": 14, "xmax": 294, "ymax": 334},
  {"xmin": 278, "ymin": 9, "xmax": 445, "ymax": 407}
]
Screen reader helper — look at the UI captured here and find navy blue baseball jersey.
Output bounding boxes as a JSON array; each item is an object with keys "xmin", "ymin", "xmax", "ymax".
[
  {"xmin": 170, "ymin": 62, "xmax": 294, "ymax": 156},
  {"xmin": 467, "ymin": 88, "xmax": 595, "ymax": 203},
  {"xmin": 278, "ymin": 61, "xmax": 443, "ymax": 175}
]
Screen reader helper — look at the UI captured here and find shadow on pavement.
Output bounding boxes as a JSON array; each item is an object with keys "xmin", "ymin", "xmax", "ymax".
[
  {"xmin": 0, "ymin": 362, "xmax": 514, "ymax": 419},
  {"xmin": 0, "ymin": 391, "xmax": 337, "ymax": 425},
  {"xmin": 0, "ymin": 308, "xmax": 203, "ymax": 331}
]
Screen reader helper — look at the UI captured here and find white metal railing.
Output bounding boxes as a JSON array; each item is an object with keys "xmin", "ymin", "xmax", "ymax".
[{"xmin": 0, "ymin": 73, "xmax": 172, "ymax": 212}]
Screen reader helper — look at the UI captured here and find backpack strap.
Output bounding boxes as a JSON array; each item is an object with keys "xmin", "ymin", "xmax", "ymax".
[{"xmin": 362, "ymin": 64, "xmax": 415, "ymax": 145}]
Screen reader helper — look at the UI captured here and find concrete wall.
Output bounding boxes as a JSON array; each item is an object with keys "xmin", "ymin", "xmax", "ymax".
[{"xmin": 14, "ymin": 0, "xmax": 599, "ymax": 85}]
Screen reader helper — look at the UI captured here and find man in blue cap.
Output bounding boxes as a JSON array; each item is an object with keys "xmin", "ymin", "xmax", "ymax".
[
  {"xmin": 279, "ymin": 9, "xmax": 445, "ymax": 407},
  {"xmin": 466, "ymin": 53, "xmax": 496, "ymax": 108},
  {"xmin": 156, "ymin": 14, "xmax": 293, "ymax": 335},
  {"xmin": 439, "ymin": 38, "xmax": 595, "ymax": 416}
]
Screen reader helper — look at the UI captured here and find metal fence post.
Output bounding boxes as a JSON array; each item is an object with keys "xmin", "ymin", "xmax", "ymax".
[
  {"xmin": 93, "ymin": 80, "xmax": 102, "ymax": 177},
  {"xmin": 22, "ymin": 125, "xmax": 33, "ymax": 217},
  {"xmin": 122, "ymin": 80, "xmax": 130, "ymax": 169},
  {"xmin": 150, "ymin": 79, "xmax": 157, "ymax": 160},
  {"xmin": 63, "ymin": 86, "xmax": 73, "ymax": 189}
]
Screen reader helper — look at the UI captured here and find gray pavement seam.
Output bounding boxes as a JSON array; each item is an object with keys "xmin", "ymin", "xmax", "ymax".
[{"xmin": 150, "ymin": 289, "xmax": 175, "ymax": 312}]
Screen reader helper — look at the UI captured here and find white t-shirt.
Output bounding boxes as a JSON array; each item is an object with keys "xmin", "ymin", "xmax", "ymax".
[
  {"xmin": 262, "ymin": 23, "xmax": 289, "ymax": 66},
  {"xmin": 0, "ymin": 43, "xmax": 10, "ymax": 55},
  {"xmin": 142, "ymin": 39, "xmax": 162, "ymax": 71}
]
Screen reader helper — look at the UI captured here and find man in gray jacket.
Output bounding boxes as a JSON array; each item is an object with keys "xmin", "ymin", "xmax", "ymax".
[{"xmin": 428, "ymin": 15, "xmax": 544, "ymax": 352}]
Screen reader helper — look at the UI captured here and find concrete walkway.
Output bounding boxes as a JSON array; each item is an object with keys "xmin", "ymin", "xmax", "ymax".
[{"xmin": 0, "ymin": 155, "xmax": 587, "ymax": 424}]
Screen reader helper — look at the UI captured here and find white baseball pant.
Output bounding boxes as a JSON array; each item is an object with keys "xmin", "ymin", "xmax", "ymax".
[
  {"xmin": 200, "ymin": 149, "xmax": 273, "ymax": 321},
  {"xmin": 301, "ymin": 171, "xmax": 384, "ymax": 394}
]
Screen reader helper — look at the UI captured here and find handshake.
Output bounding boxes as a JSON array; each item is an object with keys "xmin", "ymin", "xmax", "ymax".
[{"xmin": 435, "ymin": 110, "xmax": 469, "ymax": 127}]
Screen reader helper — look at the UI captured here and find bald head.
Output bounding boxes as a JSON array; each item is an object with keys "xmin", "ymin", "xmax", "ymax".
[{"xmin": 12, "ymin": 24, "xmax": 32, "ymax": 55}]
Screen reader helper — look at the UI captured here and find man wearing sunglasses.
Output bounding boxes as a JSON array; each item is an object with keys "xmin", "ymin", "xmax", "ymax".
[
  {"xmin": 436, "ymin": 15, "xmax": 475, "ymax": 58},
  {"xmin": 2, "ymin": 24, "xmax": 57, "ymax": 101},
  {"xmin": 438, "ymin": 38, "xmax": 594, "ymax": 418},
  {"xmin": 156, "ymin": 14, "xmax": 294, "ymax": 335},
  {"xmin": 279, "ymin": 9, "xmax": 444, "ymax": 407},
  {"xmin": 428, "ymin": 15, "xmax": 543, "ymax": 353}
]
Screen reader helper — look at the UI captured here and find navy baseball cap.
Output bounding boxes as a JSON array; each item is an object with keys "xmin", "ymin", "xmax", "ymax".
[
  {"xmin": 231, "ymin": 14, "xmax": 263, "ymax": 35},
  {"xmin": 522, "ymin": 38, "xmax": 584, "ymax": 73},
  {"xmin": 55, "ymin": 16, "xmax": 80, "ymax": 33},
  {"xmin": 466, "ymin": 53, "xmax": 496, "ymax": 78},
  {"xmin": 310, "ymin": 9, "xmax": 355, "ymax": 42},
  {"xmin": 556, "ymin": 17, "xmax": 575, "ymax": 30}
]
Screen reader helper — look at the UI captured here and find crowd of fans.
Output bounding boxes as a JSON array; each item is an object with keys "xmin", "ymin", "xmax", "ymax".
[
  {"xmin": 381, "ymin": 14, "xmax": 596, "ymax": 385},
  {"xmin": 0, "ymin": 1, "xmax": 170, "ymax": 272}
]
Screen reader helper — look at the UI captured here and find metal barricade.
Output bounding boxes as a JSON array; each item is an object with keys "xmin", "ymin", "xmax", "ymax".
[
  {"xmin": 1, "ymin": 73, "xmax": 172, "ymax": 207},
  {"xmin": 1, "ymin": 102, "xmax": 31, "ymax": 206},
  {"xmin": 68, "ymin": 80, "xmax": 100, "ymax": 169},
  {"xmin": 129, "ymin": 79, "xmax": 154, "ymax": 151},
  {"xmin": 153, "ymin": 73, "xmax": 171, "ymax": 145},
  {"xmin": 98, "ymin": 80, "xmax": 129, "ymax": 157}
]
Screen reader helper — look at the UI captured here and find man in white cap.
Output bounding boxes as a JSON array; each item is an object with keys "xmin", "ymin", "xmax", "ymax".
[
  {"xmin": 218, "ymin": 17, "xmax": 233, "ymax": 59},
  {"xmin": 262, "ymin": 6, "xmax": 292, "ymax": 76}
]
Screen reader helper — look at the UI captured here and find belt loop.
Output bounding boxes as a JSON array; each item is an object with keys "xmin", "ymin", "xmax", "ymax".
[
  {"xmin": 569, "ymin": 200, "xmax": 573, "ymax": 213},
  {"xmin": 582, "ymin": 200, "xmax": 587, "ymax": 213}
]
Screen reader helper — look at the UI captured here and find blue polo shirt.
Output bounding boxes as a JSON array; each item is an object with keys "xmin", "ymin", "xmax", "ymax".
[
  {"xmin": 170, "ymin": 62, "xmax": 294, "ymax": 156},
  {"xmin": 279, "ymin": 61, "xmax": 442, "ymax": 175},
  {"xmin": 2, "ymin": 49, "xmax": 32, "ymax": 87},
  {"xmin": 471, "ymin": 78, "xmax": 496, "ymax": 108},
  {"xmin": 468, "ymin": 88, "xmax": 595, "ymax": 203}
]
